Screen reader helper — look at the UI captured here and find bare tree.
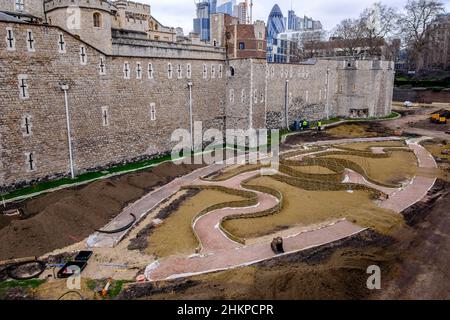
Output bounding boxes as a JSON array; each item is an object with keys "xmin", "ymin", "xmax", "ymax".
[
  {"xmin": 399, "ymin": 0, "xmax": 445, "ymax": 71},
  {"xmin": 359, "ymin": 2, "xmax": 399, "ymax": 56},
  {"xmin": 333, "ymin": 18, "xmax": 366, "ymax": 56}
]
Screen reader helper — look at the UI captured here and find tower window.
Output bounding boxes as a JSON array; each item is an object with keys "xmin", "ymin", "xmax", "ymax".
[
  {"xmin": 203, "ymin": 64, "xmax": 207, "ymax": 79},
  {"xmin": 211, "ymin": 64, "xmax": 215, "ymax": 78},
  {"xmin": 148, "ymin": 63, "xmax": 154, "ymax": 79},
  {"xmin": 18, "ymin": 74, "xmax": 29, "ymax": 99},
  {"xmin": 177, "ymin": 64, "xmax": 182, "ymax": 79},
  {"xmin": 101, "ymin": 106, "xmax": 109, "ymax": 126},
  {"xmin": 26, "ymin": 152, "xmax": 35, "ymax": 171},
  {"xmin": 79, "ymin": 45, "xmax": 87, "ymax": 65},
  {"xmin": 6, "ymin": 27, "xmax": 15, "ymax": 51},
  {"xmin": 15, "ymin": 0, "xmax": 24, "ymax": 11},
  {"xmin": 123, "ymin": 62, "xmax": 130, "ymax": 79},
  {"xmin": 239, "ymin": 42, "xmax": 245, "ymax": 50},
  {"xmin": 99, "ymin": 57, "xmax": 106, "ymax": 75},
  {"xmin": 218, "ymin": 64, "xmax": 223, "ymax": 78},
  {"xmin": 58, "ymin": 33, "xmax": 66, "ymax": 53},
  {"xmin": 136, "ymin": 62, "xmax": 142, "ymax": 79},
  {"xmin": 93, "ymin": 12, "xmax": 102, "ymax": 28},
  {"xmin": 22, "ymin": 114, "xmax": 32, "ymax": 136},
  {"xmin": 26, "ymin": 30, "xmax": 35, "ymax": 52},
  {"xmin": 167, "ymin": 63, "xmax": 173, "ymax": 79},
  {"xmin": 186, "ymin": 64, "xmax": 191, "ymax": 79},
  {"xmin": 150, "ymin": 103, "xmax": 156, "ymax": 121}
]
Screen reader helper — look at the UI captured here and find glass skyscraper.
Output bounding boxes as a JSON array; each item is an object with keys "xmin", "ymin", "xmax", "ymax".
[
  {"xmin": 266, "ymin": 4, "xmax": 286, "ymax": 62},
  {"xmin": 216, "ymin": 0, "xmax": 235, "ymax": 16},
  {"xmin": 193, "ymin": 1, "xmax": 211, "ymax": 41}
]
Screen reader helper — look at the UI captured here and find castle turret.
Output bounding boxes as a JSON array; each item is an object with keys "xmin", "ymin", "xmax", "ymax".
[{"xmin": 44, "ymin": 0, "xmax": 115, "ymax": 53}]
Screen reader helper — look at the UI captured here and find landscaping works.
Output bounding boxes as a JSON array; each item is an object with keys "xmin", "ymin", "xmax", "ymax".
[{"xmin": 1, "ymin": 110, "xmax": 449, "ymax": 299}]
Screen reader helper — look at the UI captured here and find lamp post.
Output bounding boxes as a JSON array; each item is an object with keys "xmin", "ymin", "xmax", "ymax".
[
  {"xmin": 60, "ymin": 82, "xmax": 75, "ymax": 179},
  {"xmin": 187, "ymin": 81, "xmax": 194, "ymax": 151},
  {"xmin": 284, "ymin": 80, "xmax": 289, "ymax": 129},
  {"xmin": 325, "ymin": 67, "xmax": 330, "ymax": 120}
]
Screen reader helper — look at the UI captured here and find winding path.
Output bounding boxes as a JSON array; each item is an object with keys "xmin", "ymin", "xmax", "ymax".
[{"xmin": 84, "ymin": 136, "xmax": 437, "ymax": 282}]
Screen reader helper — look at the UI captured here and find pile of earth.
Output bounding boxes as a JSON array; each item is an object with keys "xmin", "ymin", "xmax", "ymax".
[
  {"xmin": 0, "ymin": 161, "xmax": 204, "ymax": 260},
  {"xmin": 284, "ymin": 122, "xmax": 394, "ymax": 147}
]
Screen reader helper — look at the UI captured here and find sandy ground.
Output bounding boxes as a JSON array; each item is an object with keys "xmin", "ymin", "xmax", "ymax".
[
  {"xmin": 320, "ymin": 151, "xmax": 418, "ymax": 185},
  {"xmin": 222, "ymin": 176, "xmax": 403, "ymax": 239},
  {"xmin": 290, "ymin": 165, "xmax": 336, "ymax": 174},
  {"xmin": 146, "ymin": 190, "xmax": 245, "ymax": 258}
]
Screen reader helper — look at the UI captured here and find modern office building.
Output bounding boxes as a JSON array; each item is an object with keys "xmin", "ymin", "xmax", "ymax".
[
  {"xmin": 193, "ymin": 1, "xmax": 211, "ymax": 41},
  {"xmin": 217, "ymin": 0, "xmax": 235, "ymax": 16},
  {"xmin": 267, "ymin": 4, "xmax": 286, "ymax": 62}
]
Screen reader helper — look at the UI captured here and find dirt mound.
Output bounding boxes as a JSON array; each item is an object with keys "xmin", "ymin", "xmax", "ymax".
[{"xmin": 0, "ymin": 162, "xmax": 203, "ymax": 260}]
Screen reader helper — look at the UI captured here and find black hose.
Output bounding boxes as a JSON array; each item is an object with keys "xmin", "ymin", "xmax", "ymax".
[
  {"xmin": 95, "ymin": 213, "xmax": 136, "ymax": 234},
  {"xmin": 6, "ymin": 260, "xmax": 46, "ymax": 280},
  {"xmin": 58, "ymin": 290, "xmax": 84, "ymax": 300}
]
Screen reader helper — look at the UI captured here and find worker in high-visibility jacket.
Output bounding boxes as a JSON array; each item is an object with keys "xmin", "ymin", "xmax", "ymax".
[
  {"xmin": 303, "ymin": 120, "xmax": 308, "ymax": 130},
  {"xmin": 317, "ymin": 121, "xmax": 322, "ymax": 132}
]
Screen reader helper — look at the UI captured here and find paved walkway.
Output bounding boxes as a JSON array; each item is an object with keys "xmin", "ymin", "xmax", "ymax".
[
  {"xmin": 145, "ymin": 220, "xmax": 365, "ymax": 281},
  {"xmin": 87, "ymin": 163, "xmax": 229, "ymax": 248},
  {"xmin": 85, "ymin": 135, "xmax": 437, "ymax": 281},
  {"xmin": 380, "ymin": 138, "xmax": 437, "ymax": 213}
]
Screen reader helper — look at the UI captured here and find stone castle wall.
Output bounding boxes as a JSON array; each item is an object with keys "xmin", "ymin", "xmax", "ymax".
[
  {"xmin": 0, "ymin": 20, "xmax": 394, "ymax": 192},
  {"xmin": 0, "ymin": 21, "xmax": 226, "ymax": 191}
]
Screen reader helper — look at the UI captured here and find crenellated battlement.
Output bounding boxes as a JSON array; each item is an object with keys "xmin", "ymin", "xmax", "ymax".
[
  {"xmin": 114, "ymin": 0, "xmax": 150, "ymax": 15},
  {"xmin": 44, "ymin": 0, "xmax": 117, "ymax": 14}
]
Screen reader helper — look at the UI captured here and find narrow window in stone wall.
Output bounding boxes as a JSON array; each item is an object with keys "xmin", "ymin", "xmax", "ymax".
[
  {"xmin": 58, "ymin": 33, "xmax": 66, "ymax": 53},
  {"xmin": 15, "ymin": 0, "xmax": 25, "ymax": 11},
  {"xmin": 211, "ymin": 64, "xmax": 216, "ymax": 78},
  {"xmin": 167, "ymin": 63, "xmax": 173, "ymax": 79},
  {"xmin": 186, "ymin": 63, "xmax": 191, "ymax": 79},
  {"xmin": 305, "ymin": 90, "xmax": 309, "ymax": 103},
  {"xmin": 79, "ymin": 45, "xmax": 87, "ymax": 65},
  {"xmin": 26, "ymin": 30, "xmax": 35, "ymax": 52},
  {"xmin": 289, "ymin": 92, "xmax": 293, "ymax": 104},
  {"xmin": 22, "ymin": 114, "xmax": 32, "ymax": 136},
  {"xmin": 101, "ymin": 106, "xmax": 109, "ymax": 126},
  {"xmin": 241, "ymin": 89, "xmax": 245, "ymax": 103},
  {"xmin": 123, "ymin": 62, "xmax": 130, "ymax": 79},
  {"xmin": 99, "ymin": 56, "xmax": 106, "ymax": 75},
  {"xmin": 229, "ymin": 89, "xmax": 234, "ymax": 103},
  {"xmin": 18, "ymin": 74, "xmax": 29, "ymax": 99},
  {"xmin": 5, "ymin": 27, "xmax": 15, "ymax": 51},
  {"xmin": 260, "ymin": 90, "xmax": 264, "ymax": 103},
  {"xmin": 218, "ymin": 64, "xmax": 223, "ymax": 78},
  {"xmin": 150, "ymin": 103, "xmax": 156, "ymax": 121},
  {"xmin": 93, "ymin": 12, "xmax": 102, "ymax": 28},
  {"xmin": 177, "ymin": 64, "xmax": 182, "ymax": 79},
  {"xmin": 136, "ymin": 62, "xmax": 142, "ymax": 79},
  {"xmin": 253, "ymin": 89, "xmax": 258, "ymax": 103},
  {"xmin": 203, "ymin": 64, "xmax": 208, "ymax": 79},
  {"xmin": 353, "ymin": 84, "xmax": 357, "ymax": 93},
  {"xmin": 25, "ymin": 152, "xmax": 35, "ymax": 172},
  {"xmin": 148, "ymin": 63, "xmax": 154, "ymax": 79},
  {"xmin": 319, "ymin": 90, "xmax": 322, "ymax": 102}
]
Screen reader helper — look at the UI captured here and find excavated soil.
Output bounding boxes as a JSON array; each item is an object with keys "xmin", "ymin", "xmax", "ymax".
[
  {"xmin": 0, "ymin": 161, "xmax": 204, "ymax": 260},
  {"xmin": 283, "ymin": 122, "xmax": 395, "ymax": 147}
]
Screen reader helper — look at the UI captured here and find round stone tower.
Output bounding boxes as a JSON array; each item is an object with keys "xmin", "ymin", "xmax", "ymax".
[{"xmin": 44, "ymin": 0, "xmax": 115, "ymax": 53}]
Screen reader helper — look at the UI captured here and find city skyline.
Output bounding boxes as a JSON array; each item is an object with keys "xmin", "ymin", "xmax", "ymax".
[{"xmin": 148, "ymin": 0, "xmax": 450, "ymax": 35}]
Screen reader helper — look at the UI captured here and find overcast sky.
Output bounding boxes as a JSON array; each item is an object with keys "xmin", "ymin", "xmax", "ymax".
[{"xmin": 147, "ymin": 0, "xmax": 450, "ymax": 34}]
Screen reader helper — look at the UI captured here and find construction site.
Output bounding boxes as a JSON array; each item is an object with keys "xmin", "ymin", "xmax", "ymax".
[{"xmin": 0, "ymin": 103, "xmax": 449, "ymax": 300}]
